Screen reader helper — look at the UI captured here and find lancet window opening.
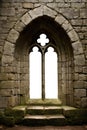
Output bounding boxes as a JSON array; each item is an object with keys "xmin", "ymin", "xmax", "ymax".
[{"xmin": 29, "ymin": 33, "xmax": 58, "ymax": 100}]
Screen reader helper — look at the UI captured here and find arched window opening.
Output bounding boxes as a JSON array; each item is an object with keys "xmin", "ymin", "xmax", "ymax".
[
  {"xmin": 45, "ymin": 47, "xmax": 58, "ymax": 99},
  {"xmin": 29, "ymin": 46, "xmax": 42, "ymax": 99},
  {"xmin": 29, "ymin": 33, "xmax": 58, "ymax": 100}
]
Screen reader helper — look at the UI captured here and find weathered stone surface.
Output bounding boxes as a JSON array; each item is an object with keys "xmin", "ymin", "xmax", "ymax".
[
  {"xmin": 7, "ymin": 29, "xmax": 19, "ymax": 43},
  {"xmin": 14, "ymin": 21, "xmax": 25, "ymax": 32},
  {"xmin": 59, "ymin": 8, "xmax": 79, "ymax": 19},
  {"xmin": 39, "ymin": 0, "xmax": 53, "ymax": 2},
  {"xmin": 79, "ymin": 74, "xmax": 86, "ymax": 81},
  {"xmin": 74, "ymin": 54, "xmax": 85, "ymax": 66},
  {"xmin": 80, "ymin": 9, "xmax": 87, "ymax": 18},
  {"xmin": 71, "ymin": 2, "xmax": 85, "ymax": 8},
  {"xmin": 0, "ymin": 0, "xmax": 87, "ymax": 110},
  {"xmin": 22, "ymin": 3, "xmax": 34, "ymax": 9},
  {"xmin": 2, "ymin": 55, "xmax": 14, "ymax": 65},
  {"xmin": 21, "ymin": 13, "xmax": 32, "ymax": 25},
  {"xmin": 0, "ymin": 81, "xmax": 20, "ymax": 89},
  {"xmin": 55, "ymin": 0, "xmax": 64, "ymax": 2},
  {"xmin": 23, "ymin": 0, "xmax": 38, "ymax": 2},
  {"xmin": 29, "ymin": 5, "xmax": 43, "ymax": 19},
  {"xmin": 0, "ymin": 8, "xmax": 15, "ymax": 16},
  {"xmin": 83, "ymin": 67, "xmax": 87, "ymax": 74},
  {"xmin": 62, "ymin": 20, "xmax": 73, "ymax": 32},
  {"xmin": 55, "ymin": 14, "xmax": 66, "ymax": 25},
  {"xmin": 72, "ymin": 41, "xmax": 83, "ymax": 55},
  {"xmin": 74, "ymin": 81, "xmax": 85, "ymax": 89},
  {"xmin": 81, "ymin": 98, "xmax": 87, "ymax": 108},
  {"xmin": 43, "ymin": 6, "xmax": 57, "ymax": 18},
  {"xmin": 74, "ymin": 89, "xmax": 86, "ymax": 97},
  {"xmin": 3, "ymin": 41, "xmax": 15, "ymax": 55},
  {"xmin": 0, "ymin": 97, "xmax": 8, "ymax": 108},
  {"xmin": 0, "ymin": 73, "xmax": 8, "ymax": 81},
  {"xmin": 68, "ymin": 29, "xmax": 79, "ymax": 42}
]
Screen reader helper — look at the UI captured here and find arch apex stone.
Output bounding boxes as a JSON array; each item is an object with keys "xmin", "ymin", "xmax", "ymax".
[
  {"xmin": 29, "ymin": 5, "xmax": 44, "ymax": 19},
  {"xmin": 43, "ymin": 6, "xmax": 57, "ymax": 18}
]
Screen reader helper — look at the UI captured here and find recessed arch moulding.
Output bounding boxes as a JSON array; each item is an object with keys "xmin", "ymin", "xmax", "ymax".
[{"xmin": 1, "ymin": 5, "xmax": 85, "ymax": 107}]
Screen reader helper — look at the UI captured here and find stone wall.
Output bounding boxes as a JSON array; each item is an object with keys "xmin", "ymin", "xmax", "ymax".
[{"xmin": 0, "ymin": 0, "xmax": 87, "ymax": 108}]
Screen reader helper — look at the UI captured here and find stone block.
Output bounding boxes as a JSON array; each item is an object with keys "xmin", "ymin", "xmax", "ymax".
[
  {"xmin": 71, "ymin": 2, "xmax": 85, "ymax": 8},
  {"xmin": 60, "ymin": 8, "xmax": 79, "ymax": 19},
  {"xmin": 21, "ymin": 13, "xmax": 32, "ymax": 25},
  {"xmin": 74, "ymin": 89, "xmax": 86, "ymax": 97},
  {"xmin": 71, "ymin": 19, "xmax": 82, "ymax": 26},
  {"xmin": 22, "ymin": 3, "xmax": 34, "ymax": 9},
  {"xmin": 74, "ymin": 81, "xmax": 84, "ymax": 89},
  {"xmin": 0, "ymin": 97, "xmax": 8, "ymax": 108},
  {"xmin": 7, "ymin": 29, "xmax": 19, "ymax": 43},
  {"xmin": 2, "ymin": 55, "xmax": 14, "ymax": 65},
  {"xmin": 39, "ymin": 0, "xmax": 53, "ymax": 2},
  {"xmin": 55, "ymin": 14, "xmax": 66, "ymax": 25},
  {"xmin": 29, "ymin": 5, "xmax": 43, "ymax": 19},
  {"xmin": 0, "ymin": 73, "xmax": 8, "ymax": 81},
  {"xmin": 14, "ymin": 21, "xmax": 25, "ymax": 32},
  {"xmin": 62, "ymin": 20, "xmax": 73, "ymax": 32},
  {"xmin": 0, "ymin": 8, "xmax": 15, "ymax": 16},
  {"xmin": 55, "ymin": 0, "xmax": 64, "ymax": 2},
  {"xmin": 43, "ymin": 6, "xmax": 57, "ymax": 18},
  {"xmin": 65, "ymin": 0, "xmax": 81, "ymax": 2},
  {"xmin": 0, "ymin": 81, "xmax": 14, "ymax": 89},
  {"xmin": 47, "ymin": 3, "xmax": 58, "ymax": 9},
  {"xmin": 68, "ymin": 29, "xmax": 79, "ymax": 42},
  {"xmin": 79, "ymin": 74, "xmax": 86, "ymax": 81},
  {"xmin": 0, "ymin": 89, "xmax": 12, "ymax": 96},
  {"xmin": 81, "ymin": 98, "xmax": 87, "ymax": 108},
  {"xmin": 23, "ymin": 0, "xmax": 38, "ymax": 2},
  {"xmin": 80, "ymin": 9, "xmax": 87, "ymax": 18},
  {"xmin": 74, "ymin": 54, "xmax": 85, "ymax": 66},
  {"xmin": 72, "ymin": 41, "xmax": 83, "ymax": 55},
  {"xmin": 83, "ymin": 67, "xmax": 87, "ymax": 74},
  {"xmin": 3, "ymin": 41, "xmax": 15, "ymax": 55}
]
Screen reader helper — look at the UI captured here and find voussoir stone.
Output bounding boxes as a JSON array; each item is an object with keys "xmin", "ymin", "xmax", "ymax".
[
  {"xmin": 21, "ymin": 13, "xmax": 32, "ymax": 25},
  {"xmin": 7, "ymin": 29, "xmax": 19, "ymax": 43},
  {"xmin": 3, "ymin": 41, "xmax": 15, "ymax": 55},
  {"xmin": 55, "ymin": 14, "xmax": 66, "ymax": 25},
  {"xmin": 29, "ymin": 5, "xmax": 43, "ymax": 19},
  {"xmin": 43, "ymin": 6, "xmax": 57, "ymax": 18},
  {"xmin": 68, "ymin": 29, "xmax": 79, "ymax": 42}
]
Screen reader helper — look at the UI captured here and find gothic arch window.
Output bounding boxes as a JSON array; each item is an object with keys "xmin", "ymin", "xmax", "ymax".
[
  {"xmin": 29, "ymin": 33, "xmax": 58, "ymax": 99},
  {"xmin": 15, "ymin": 16, "xmax": 74, "ymax": 106}
]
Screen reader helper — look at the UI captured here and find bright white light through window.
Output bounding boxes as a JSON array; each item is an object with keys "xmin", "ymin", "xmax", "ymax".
[
  {"xmin": 29, "ymin": 34, "xmax": 58, "ymax": 99},
  {"xmin": 37, "ymin": 34, "xmax": 49, "ymax": 46},
  {"xmin": 29, "ymin": 47, "xmax": 42, "ymax": 99},
  {"xmin": 45, "ymin": 47, "xmax": 58, "ymax": 99}
]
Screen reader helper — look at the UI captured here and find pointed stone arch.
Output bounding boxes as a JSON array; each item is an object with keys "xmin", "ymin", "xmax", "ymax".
[{"xmin": 2, "ymin": 5, "xmax": 85, "ymax": 107}]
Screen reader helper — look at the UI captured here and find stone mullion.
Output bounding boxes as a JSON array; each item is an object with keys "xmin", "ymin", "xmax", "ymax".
[{"xmin": 42, "ymin": 51, "xmax": 45, "ymax": 100}]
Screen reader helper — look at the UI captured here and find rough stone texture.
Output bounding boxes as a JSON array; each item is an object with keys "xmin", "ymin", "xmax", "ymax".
[
  {"xmin": 22, "ymin": 3, "xmax": 34, "ymax": 9},
  {"xmin": 0, "ymin": 0, "xmax": 87, "ymax": 109},
  {"xmin": 7, "ymin": 29, "xmax": 19, "ymax": 43},
  {"xmin": 74, "ymin": 89, "xmax": 86, "ymax": 97},
  {"xmin": 21, "ymin": 13, "xmax": 32, "ymax": 25}
]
